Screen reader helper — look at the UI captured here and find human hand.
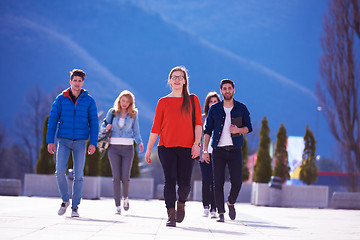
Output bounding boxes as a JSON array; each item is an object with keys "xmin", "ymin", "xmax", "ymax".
[
  {"xmin": 138, "ymin": 143, "xmax": 144, "ymax": 153},
  {"xmin": 191, "ymin": 144, "xmax": 200, "ymax": 160},
  {"xmin": 105, "ymin": 124, "xmax": 112, "ymax": 132},
  {"xmin": 202, "ymin": 152, "xmax": 210, "ymax": 164},
  {"xmin": 145, "ymin": 150, "xmax": 152, "ymax": 164},
  {"xmin": 230, "ymin": 124, "xmax": 241, "ymax": 134},
  {"xmin": 47, "ymin": 143, "xmax": 56, "ymax": 154},
  {"xmin": 88, "ymin": 145, "xmax": 96, "ymax": 155}
]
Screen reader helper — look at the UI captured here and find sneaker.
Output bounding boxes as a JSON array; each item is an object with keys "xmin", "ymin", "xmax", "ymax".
[
  {"xmin": 116, "ymin": 206, "xmax": 121, "ymax": 214},
  {"xmin": 210, "ymin": 210, "xmax": 217, "ymax": 219},
  {"xmin": 58, "ymin": 201, "xmax": 70, "ymax": 216},
  {"xmin": 227, "ymin": 202, "xmax": 236, "ymax": 220},
  {"xmin": 217, "ymin": 213, "xmax": 225, "ymax": 222},
  {"xmin": 71, "ymin": 208, "xmax": 80, "ymax": 218},
  {"xmin": 202, "ymin": 206, "xmax": 209, "ymax": 217},
  {"xmin": 123, "ymin": 198, "xmax": 129, "ymax": 211}
]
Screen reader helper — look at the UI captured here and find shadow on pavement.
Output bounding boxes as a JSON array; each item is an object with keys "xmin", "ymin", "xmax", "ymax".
[
  {"xmin": 239, "ymin": 220, "xmax": 294, "ymax": 229},
  {"xmin": 66, "ymin": 217, "xmax": 125, "ymax": 224},
  {"xmin": 176, "ymin": 226, "xmax": 247, "ymax": 236}
]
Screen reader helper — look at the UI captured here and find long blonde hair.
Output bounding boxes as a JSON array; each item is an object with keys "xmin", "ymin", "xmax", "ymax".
[{"xmin": 113, "ymin": 90, "xmax": 138, "ymax": 119}]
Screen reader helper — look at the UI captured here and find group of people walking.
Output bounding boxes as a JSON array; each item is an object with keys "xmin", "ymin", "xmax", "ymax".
[{"xmin": 46, "ymin": 66, "xmax": 252, "ymax": 226}]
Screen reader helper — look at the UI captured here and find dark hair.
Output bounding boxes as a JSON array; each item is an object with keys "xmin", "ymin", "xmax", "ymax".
[
  {"xmin": 220, "ymin": 79, "xmax": 234, "ymax": 89},
  {"xmin": 204, "ymin": 92, "xmax": 221, "ymax": 115},
  {"xmin": 70, "ymin": 69, "xmax": 86, "ymax": 80},
  {"xmin": 168, "ymin": 66, "xmax": 190, "ymax": 114}
]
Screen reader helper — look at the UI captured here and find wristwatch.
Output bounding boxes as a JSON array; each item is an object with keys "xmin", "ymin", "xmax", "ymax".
[{"xmin": 203, "ymin": 150, "xmax": 208, "ymax": 154}]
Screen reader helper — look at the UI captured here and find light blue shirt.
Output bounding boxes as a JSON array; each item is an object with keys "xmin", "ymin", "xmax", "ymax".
[{"xmin": 101, "ymin": 108, "xmax": 143, "ymax": 145}]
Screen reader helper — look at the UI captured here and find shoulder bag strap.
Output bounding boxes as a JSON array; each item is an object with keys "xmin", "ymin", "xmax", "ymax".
[
  {"xmin": 190, "ymin": 94, "xmax": 195, "ymax": 132},
  {"xmin": 110, "ymin": 110, "xmax": 115, "ymax": 124}
]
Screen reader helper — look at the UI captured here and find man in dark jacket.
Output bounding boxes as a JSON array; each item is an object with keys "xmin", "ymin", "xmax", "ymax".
[
  {"xmin": 47, "ymin": 69, "xmax": 99, "ymax": 217},
  {"xmin": 202, "ymin": 79, "xmax": 252, "ymax": 222}
]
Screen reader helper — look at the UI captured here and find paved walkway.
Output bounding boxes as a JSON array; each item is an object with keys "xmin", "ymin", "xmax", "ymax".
[{"xmin": 0, "ymin": 196, "xmax": 359, "ymax": 240}]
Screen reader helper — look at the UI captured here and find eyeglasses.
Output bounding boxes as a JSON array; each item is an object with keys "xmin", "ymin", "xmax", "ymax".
[{"xmin": 171, "ymin": 76, "xmax": 185, "ymax": 81}]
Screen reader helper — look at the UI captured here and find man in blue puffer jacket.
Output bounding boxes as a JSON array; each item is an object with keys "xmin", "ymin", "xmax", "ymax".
[{"xmin": 47, "ymin": 69, "xmax": 99, "ymax": 218}]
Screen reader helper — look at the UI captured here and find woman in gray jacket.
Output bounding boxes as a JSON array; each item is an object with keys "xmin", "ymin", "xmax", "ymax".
[{"xmin": 102, "ymin": 90, "xmax": 144, "ymax": 214}]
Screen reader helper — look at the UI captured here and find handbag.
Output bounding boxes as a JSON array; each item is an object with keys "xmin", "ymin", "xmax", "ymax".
[
  {"xmin": 97, "ymin": 110, "xmax": 115, "ymax": 152},
  {"xmin": 190, "ymin": 95, "xmax": 200, "ymax": 161}
]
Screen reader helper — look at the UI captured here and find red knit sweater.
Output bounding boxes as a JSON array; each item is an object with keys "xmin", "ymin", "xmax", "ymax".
[{"xmin": 151, "ymin": 95, "xmax": 202, "ymax": 148}]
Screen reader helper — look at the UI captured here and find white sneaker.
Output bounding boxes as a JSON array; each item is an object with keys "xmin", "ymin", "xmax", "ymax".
[
  {"xmin": 71, "ymin": 208, "xmax": 80, "ymax": 218},
  {"xmin": 116, "ymin": 206, "xmax": 121, "ymax": 214},
  {"xmin": 123, "ymin": 198, "xmax": 129, "ymax": 211},
  {"xmin": 58, "ymin": 201, "xmax": 70, "ymax": 216},
  {"xmin": 210, "ymin": 210, "xmax": 217, "ymax": 219},
  {"xmin": 202, "ymin": 207, "xmax": 209, "ymax": 217}
]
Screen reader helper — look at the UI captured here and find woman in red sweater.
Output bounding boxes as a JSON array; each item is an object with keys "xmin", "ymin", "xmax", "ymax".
[{"xmin": 145, "ymin": 66, "xmax": 202, "ymax": 227}]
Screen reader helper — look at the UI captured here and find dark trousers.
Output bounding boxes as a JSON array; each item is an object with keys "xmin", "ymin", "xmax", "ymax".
[
  {"xmin": 158, "ymin": 146, "xmax": 194, "ymax": 209},
  {"xmin": 212, "ymin": 147, "xmax": 243, "ymax": 213},
  {"xmin": 199, "ymin": 154, "xmax": 216, "ymax": 211}
]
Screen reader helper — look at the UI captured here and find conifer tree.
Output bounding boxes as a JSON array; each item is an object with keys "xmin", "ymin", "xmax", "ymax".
[
  {"xmin": 85, "ymin": 139, "xmax": 100, "ymax": 176},
  {"xmin": 130, "ymin": 142, "xmax": 140, "ymax": 178},
  {"xmin": 242, "ymin": 135, "xmax": 250, "ymax": 181},
  {"xmin": 299, "ymin": 125, "xmax": 318, "ymax": 185},
  {"xmin": 99, "ymin": 150, "xmax": 112, "ymax": 177},
  {"xmin": 35, "ymin": 116, "xmax": 55, "ymax": 174},
  {"xmin": 273, "ymin": 124, "xmax": 290, "ymax": 181},
  {"xmin": 253, "ymin": 116, "xmax": 272, "ymax": 183}
]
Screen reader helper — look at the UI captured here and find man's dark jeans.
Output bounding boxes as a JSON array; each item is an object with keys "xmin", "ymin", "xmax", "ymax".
[
  {"xmin": 212, "ymin": 147, "xmax": 242, "ymax": 213},
  {"xmin": 158, "ymin": 146, "xmax": 194, "ymax": 209}
]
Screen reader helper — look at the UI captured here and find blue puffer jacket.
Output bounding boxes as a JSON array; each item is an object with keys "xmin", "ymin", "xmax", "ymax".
[{"xmin": 46, "ymin": 88, "xmax": 99, "ymax": 146}]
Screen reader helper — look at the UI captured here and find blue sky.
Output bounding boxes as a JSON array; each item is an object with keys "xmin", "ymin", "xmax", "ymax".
[{"xmin": 0, "ymin": 0, "xmax": 337, "ymax": 160}]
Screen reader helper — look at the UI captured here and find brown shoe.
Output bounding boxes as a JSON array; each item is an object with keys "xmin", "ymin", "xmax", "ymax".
[
  {"xmin": 176, "ymin": 201, "xmax": 185, "ymax": 223},
  {"xmin": 166, "ymin": 208, "xmax": 176, "ymax": 227}
]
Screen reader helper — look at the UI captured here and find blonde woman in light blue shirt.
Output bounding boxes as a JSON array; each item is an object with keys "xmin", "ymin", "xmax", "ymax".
[{"xmin": 102, "ymin": 90, "xmax": 144, "ymax": 214}]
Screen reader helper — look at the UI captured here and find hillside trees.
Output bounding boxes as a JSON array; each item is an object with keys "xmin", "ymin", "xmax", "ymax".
[
  {"xmin": 253, "ymin": 117, "xmax": 272, "ymax": 183},
  {"xmin": 317, "ymin": 0, "xmax": 360, "ymax": 191},
  {"xmin": 273, "ymin": 124, "xmax": 290, "ymax": 181},
  {"xmin": 35, "ymin": 116, "xmax": 55, "ymax": 174},
  {"xmin": 0, "ymin": 121, "xmax": 32, "ymax": 179},
  {"xmin": 14, "ymin": 85, "xmax": 55, "ymax": 172},
  {"xmin": 299, "ymin": 126, "xmax": 318, "ymax": 185}
]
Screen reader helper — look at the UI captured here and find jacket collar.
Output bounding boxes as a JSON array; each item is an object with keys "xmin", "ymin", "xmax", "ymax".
[
  {"xmin": 62, "ymin": 88, "xmax": 86, "ymax": 98},
  {"xmin": 220, "ymin": 98, "xmax": 240, "ymax": 109}
]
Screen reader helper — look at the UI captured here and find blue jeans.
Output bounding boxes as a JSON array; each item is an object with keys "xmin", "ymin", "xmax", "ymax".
[
  {"xmin": 158, "ymin": 146, "xmax": 194, "ymax": 209},
  {"xmin": 212, "ymin": 147, "xmax": 242, "ymax": 213},
  {"xmin": 55, "ymin": 138, "xmax": 86, "ymax": 209}
]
